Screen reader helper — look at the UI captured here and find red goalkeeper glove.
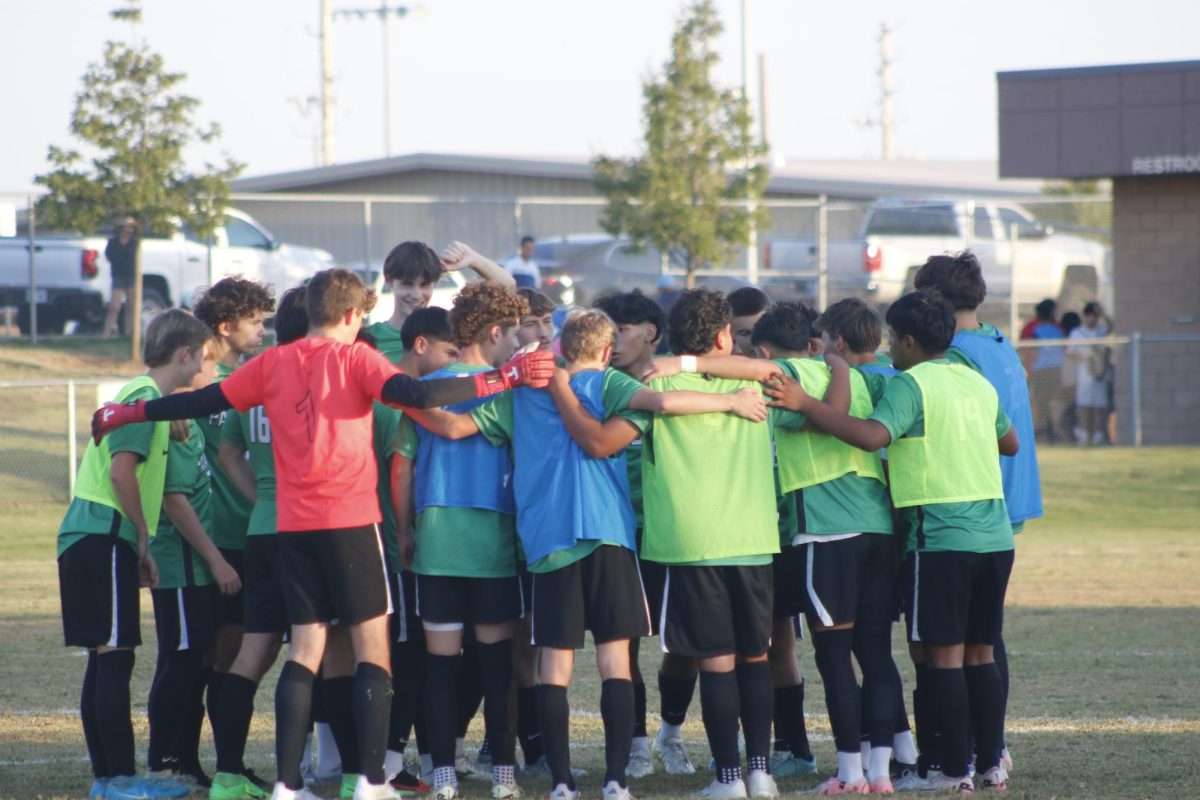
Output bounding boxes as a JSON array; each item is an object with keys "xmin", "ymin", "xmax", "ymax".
[
  {"xmin": 473, "ymin": 350, "xmax": 556, "ymax": 397},
  {"xmin": 92, "ymin": 400, "xmax": 148, "ymax": 444}
]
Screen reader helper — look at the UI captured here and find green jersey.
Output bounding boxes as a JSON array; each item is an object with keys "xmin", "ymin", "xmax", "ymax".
[
  {"xmin": 151, "ymin": 419, "xmax": 214, "ymax": 589},
  {"xmin": 59, "ymin": 378, "xmax": 166, "ymax": 557},
  {"xmin": 198, "ymin": 361, "xmax": 252, "ymax": 550},
  {"xmin": 869, "ymin": 360, "xmax": 1013, "ymax": 554},
  {"xmin": 222, "ymin": 406, "xmax": 276, "ymax": 536},
  {"xmin": 373, "ymin": 402, "xmax": 403, "ymax": 572},
  {"xmin": 365, "ymin": 320, "xmax": 406, "ymax": 364}
]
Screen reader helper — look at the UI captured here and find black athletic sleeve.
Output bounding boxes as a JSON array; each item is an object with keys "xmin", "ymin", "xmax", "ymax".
[
  {"xmin": 143, "ymin": 383, "xmax": 232, "ymax": 421},
  {"xmin": 380, "ymin": 372, "xmax": 490, "ymax": 409}
]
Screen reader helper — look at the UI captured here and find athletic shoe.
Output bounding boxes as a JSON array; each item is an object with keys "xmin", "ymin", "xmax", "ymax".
[
  {"xmin": 769, "ymin": 752, "xmax": 817, "ymax": 777},
  {"xmin": 922, "ymin": 775, "xmax": 973, "ymax": 794},
  {"xmin": 211, "ymin": 771, "xmax": 269, "ymax": 800},
  {"xmin": 353, "ymin": 775, "xmax": 407, "ymax": 800},
  {"xmin": 242, "ymin": 771, "xmax": 271, "ymax": 792},
  {"xmin": 89, "ymin": 779, "xmax": 109, "ymax": 799},
  {"xmin": 434, "ymin": 785, "xmax": 459, "ymax": 800},
  {"xmin": 174, "ymin": 763, "xmax": 213, "ymax": 789},
  {"xmin": 813, "ymin": 777, "xmax": 869, "ymax": 796},
  {"xmin": 299, "ymin": 763, "xmax": 317, "ymax": 787},
  {"xmin": 691, "ymin": 779, "xmax": 747, "ymax": 799},
  {"xmin": 652, "ymin": 730, "xmax": 696, "ymax": 775},
  {"xmin": 889, "ymin": 768, "xmax": 927, "ymax": 792},
  {"xmin": 978, "ymin": 766, "xmax": 1008, "ymax": 792},
  {"xmin": 390, "ymin": 770, "xmax": 432, "ymax": 796},
  {"xmin": 626, "ymin": 737, "xmax": 654, "ymax": 779},
  {"xmin": 999, "ymin": 749, "xmax": 1013, "ymax": 775},
  {"xmin": 602, "ymin": 781, "xmax": 634, "ymax": 800},
  {"xmin": 458, "ymin": 753, "xmax": 489, "ymax": 780},
  {"xmin": 520, "ymin": 757, "xmax": 587, "ymax": 780},
  {"xmin": 887, "ymin": 763, "xmax": 917, "ymax": 783},
  {"xmin": 549, "ymin": 784, "xmax": 579, "ymax": 800},
  {"xmin": 491, "ymin": 782, "xmax": 523, "ymax": 799},
  {"xmin": 269, "ymin": 783, "xmax": 321, "ymax": 800},
  {"xmin": 341, "ymin": 773, "xmax": 362, "ymax": 799},
  {"xmin": 867, "ymin": 776, "xmax": 894, "ymax": 795},
  {"xmin": 746, "ymin": 770, "xmax": 779, "ymax": 798}
]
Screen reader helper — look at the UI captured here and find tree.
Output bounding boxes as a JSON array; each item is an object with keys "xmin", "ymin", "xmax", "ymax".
[
  {"xmin": 593, "ymin": 0, "xmax": 769, "ymax": 288},
  {"xmin": 36, "ymin": 1, "xmax": 241, "ymax": 358}
]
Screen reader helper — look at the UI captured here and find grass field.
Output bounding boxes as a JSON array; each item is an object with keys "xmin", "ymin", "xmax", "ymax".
[{"xmin": 0, "ymin": 343, "xmax": 1197, "ymax": 799}]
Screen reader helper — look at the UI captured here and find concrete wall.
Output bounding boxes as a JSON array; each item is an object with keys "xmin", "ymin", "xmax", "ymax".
[{"xmin": 1112, "ymin": 174, "xmax": 1200, "ymax": 444}]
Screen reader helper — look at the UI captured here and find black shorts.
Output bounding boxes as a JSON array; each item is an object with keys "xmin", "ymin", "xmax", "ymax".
[
  {"xmin": 213, "ymin": 547, "xmax": 245, "ymax": 628},
  {"xmin": 773, "ymin": 546, "xmax": 807, "ymax": 618},
  {"xmin": 152, "ymin": 585, "xmax": 218, "ymax": 652},
  {"xmin": 798, "ymin": 534, "xmax": 897, "ymax": 628},
  {"xmin": 278, "ymin": 526, "xmax": 392, "ymax": 626},
  {"xmin": 243, "ymin": 536, "xmax": 289, "ymax": 634},
  {"xmin": 59, "ymin": 535, "xmax": 142, "ymax": 649},
  {"xmin": 415, "ymin": 573, "xmax": 524, "ymax": 628},
  {"xmin": 388, "ymin": 571, "xmax": 424, "ymax": 645},
  {"xmin": 659, "ymin": 564, "xmax": 773, "ymax": 658},
  {"xmin": 900, "ymin": 550, "xmax": 1014, "ymax": 645},
  {"xmin": 531, "ymin": 545, "xmax": 651, "ymax": 649},
  {"xmin": 517, "ymin": 561, "xmax": 534, "ymax": 613},
  {"xmin": 635, "ymin": 528, "xmax": 667, "ymax": 636}
]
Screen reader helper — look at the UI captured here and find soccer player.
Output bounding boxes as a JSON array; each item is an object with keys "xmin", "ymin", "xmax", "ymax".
[
  {"xmin": 767, "ymin": 289, "xmax": 1019, "ymax": 793},
  {"xmin": 61, "ymin": 309, "xmax": 211, "ymax": 800},
  {"xmin": 914, "ymin": 252, "xmax": 1042, "ymax": 777},
  {"xmin": 727, "ymin": 286, "xmax": 771, "ymax": 357},
  {"xmin": 92, "ymin": 269, "xmax": 555, "ymax": 800},
  {"xmin": 191, "ymin": 277, "xmax": 277, "ymax": 731},
  {"xmin": 365, "ymin": 240, "xmax": 515, "ymax": 360},
  {"xmin": 146, "ymin": 340, "xmax": 240, "ymax": 789},
  {"xmin": 209, "ymin": 287, "xmax": 308, "ymax": 800}
]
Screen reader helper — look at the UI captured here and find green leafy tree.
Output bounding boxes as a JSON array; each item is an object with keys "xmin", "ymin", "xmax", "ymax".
[
  {"xmin": 35, "ymin": 1, "xmax": 242, "ymax": 357},
  {"xmin": 593, "ymin": 0, "xmax": 769, "ymax": 287}
]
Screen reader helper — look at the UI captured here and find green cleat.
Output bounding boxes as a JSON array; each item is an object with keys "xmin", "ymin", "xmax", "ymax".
[{"xmin": 209, "ymin": 771, "xmax": 268, "ymax": 800}]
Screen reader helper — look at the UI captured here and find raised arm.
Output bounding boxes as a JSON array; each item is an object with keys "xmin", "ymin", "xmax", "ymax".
[
  {"xmin": 441, "ymin": 241, "xmax": 516, "ymax": 289},
  {"xmin": 546, "ymin": 369, "xmax": 640, "ymax": 458}
]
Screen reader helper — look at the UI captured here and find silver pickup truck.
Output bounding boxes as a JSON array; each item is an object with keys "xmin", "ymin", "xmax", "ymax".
[
  {"xmin": 763, "ymin": 199, "xmax": 1111, "ymax": 310},
  {"xmin": 0, "ymin": 208, "xmax": 335, "ymax": 334}
]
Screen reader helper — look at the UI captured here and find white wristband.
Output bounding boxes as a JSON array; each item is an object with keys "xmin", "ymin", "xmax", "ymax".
[{"xmin": 680, "ymin": 355, "xmax": 698, "ymax": 373}]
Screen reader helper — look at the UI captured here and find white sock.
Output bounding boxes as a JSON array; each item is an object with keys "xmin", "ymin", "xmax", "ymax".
[
  {"xmin": 315, "ymin": 722, "xmax": 341, "ymax": 775},
  {"xmin": 893, "ymin": 730, "xmax": 918, "ymax": 765},
  {"xmin": 493, "ymin": 764, "xmax": 516, "ymax": 787},
  {"xmin": 836, "ymin": 751, "xmax": 864, "ymax": 785},
  {"xmin": 632, "ymin": 735, "xmax": 650, "ymax": 751},
  {"xmin": 658, "ymin": 720, "xmax": 683, "ymax": 739},
  {"xmin": 385, "ymin": 749, "xmax": 407, "ymax": 781},
  {"xmin": 859, "ymin": 739, "xmax": 871, "ymax": 767},
  {"xmin": 869, "ymin": 746, "xmax": 893, "ymax": 783}
]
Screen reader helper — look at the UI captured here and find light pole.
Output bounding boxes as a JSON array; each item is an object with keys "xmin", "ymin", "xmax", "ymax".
[{"xmin": 332, "ymin": 3, "xmax": 417, "ymax": 158}]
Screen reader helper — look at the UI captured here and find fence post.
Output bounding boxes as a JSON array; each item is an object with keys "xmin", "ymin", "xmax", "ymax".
[
  {"xmin": 1131, "ymin": 331, "xmax": 1142, "ymax": 447},
  {"xmin": 28, "ymin": 193, "xmax": 38, "ymax": 344},
  {"xmin": 817, "ymin": 194, "xmax": 828, "ymax": 311},
  {"xmin": 67, "ymin": 380, "xmax": 78, "ymax": 497}
]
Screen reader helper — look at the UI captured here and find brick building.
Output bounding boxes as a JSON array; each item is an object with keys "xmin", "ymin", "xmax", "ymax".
[{"xmin": 998, "ymin": 60, "xmax": 1200, "ymax": 445}]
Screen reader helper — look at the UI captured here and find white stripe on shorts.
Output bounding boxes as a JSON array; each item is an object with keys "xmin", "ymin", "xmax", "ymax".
[
  {"xmin": 374, "ymin": 525, "xmax": 394, "ymax": 616},
  {"xmin": 106, "ymin": 547, "xmax": 119, "ymax": 648},
  {"xmin": 805, "ymin": 545, "xmax": 835, "ymax": 628},
  {"xmin": 658, "ymin": 567, "xmax": 672, "ymax": 654},
  {"xmin": 176, "ymin": 588, "xmax": 190, "ymax": 651},
  {"xmin": 395, "ymin": 573, "xmax": 408, "ymax": 643},
  {"xmin": 911, "ymin": 552, "xmax": 922, "ymax": 643},
  {"xmin": 633, "ymin": 555, "xmax": 653, "ymax": 636}
]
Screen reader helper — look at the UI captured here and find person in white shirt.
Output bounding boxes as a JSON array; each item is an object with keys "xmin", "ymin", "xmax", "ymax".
[{"xmin": 502, "ymin": 236, "xmax": 541, "ymax": 289}]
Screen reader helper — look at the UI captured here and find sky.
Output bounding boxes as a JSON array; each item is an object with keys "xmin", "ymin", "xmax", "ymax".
[{"xmin": 2, "ymin": 0, "xmax": 1197, "ymax": 193}]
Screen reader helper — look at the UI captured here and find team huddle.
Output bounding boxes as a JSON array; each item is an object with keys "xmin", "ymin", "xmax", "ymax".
[{"xmin": 63, "ymin": 240, "xmax": 1041, "ymax": 800}]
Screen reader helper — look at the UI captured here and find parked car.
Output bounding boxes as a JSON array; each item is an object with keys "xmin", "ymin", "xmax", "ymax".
[
  {"xmin": 763, "ymin": 199, "xmax": 1111, "ymax": 310},
  {"xmin": 0, "ymin": 208, "xmax": 335, "ymax": 334}
]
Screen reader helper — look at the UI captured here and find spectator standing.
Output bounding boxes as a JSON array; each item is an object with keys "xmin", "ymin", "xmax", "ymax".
[
  {"xmin": 1023, "ymin": 299, "xmax": 1064, "ymax": 442},
  {"xmin": 1057, "ymin": 311, "xmax": 1082, "ymax": 440},
  {"xmin": 503, "ymin": 236, "xmax": 541, "ymax": 289},
  {"xmin": 1067, "ymin": 302, "xmax": 1111, "ymax": 445},
  {"xmin": 102, "ymin": 216, "xmax": 138, "ymax": 338}
]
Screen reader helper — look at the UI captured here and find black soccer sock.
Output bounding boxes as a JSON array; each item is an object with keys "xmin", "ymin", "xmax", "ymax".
[
  {"xmin": 148, "ymin": 649, "xmax": 204, "ymax": 770},
  {"xmin": 479, "ymin": 640, "xmax": 516, "ymax": 768},
  {"xmin": 311, "ymin": 671, "xmax": 326, "ymax": 725},
  {"xmin": 424, "ymin": 654, "xmax": 461, "ymax": 770},
  {"xmin": 206, "ymin": 669, "xmax": 225, "ymax": 731},
  {"xmin": 658, "ymin": 671, "xmax": 697, "ymax": 727},
  {"xmin": 215, "ymin": 673, "xmax": 259, "ymax": 774},
  {"xmin": 894, "ymin": 680, "xmax": 912, "ymax": 734},
  {"xmin": 456, "ymin": 645, "xmax": 485, "ymax": 738},
  {"xmin": 735, "ymin": 662, "xmax": 773, "ymax": 768},
  {"xmin": 389, "ymin": 638, "xmax": 425, "ymax": 753},
  {"xmin": 537, "ymin": 684, "xmax": 573, "ymax": 788},
  {"xmin": 912, "ymin": 663, "xmax": 940, "ymax": 775},
  {"xmin": 632, "ymin": 680, "xmax": 648, "ymax": 739},
  {"xmin": 773, "ymin": 682, "xmax": 811, "ymax": 760},
  {"xmin": 601, "ymin": 679, "xmax": 635, "ymax": 787},
  {"xmin": 170, "ymin": 661, "xmax": 209, "ymax": 771},
  {"xmin": 354, "ymin": 662, "xmax": 394, "ymax": 785},
  {"xmin": 853, "ymin": 620, "xmax": 902, "ymax": 748},
  {"xmin": 95, "ymin": 649, "xmax": 137, "ymax": 778},
  {"xmin": 812, "ymin": 628, "xmax": 861, "ymax": 755},
  {"xmin": 925, "ymin": 667, "xmax": 969, "ymax": 779},
  {"xmin": 275, "ymin": 661, "xmax": 316, "ymax": 790},
  {"xmin": 699, "ymin": 670, "xmax": 741, "ymax": 781},
  {"xmin": 517, "ymin": 686, "xmax": 544, "ymax": 766},
  {"xmin": 81, "ymin": 651, "xmax": 109, "ymax": 779},
  {"xmin": 993, "ymin": 630, "xmax": 1009, "ymax": 747},
  {"xmin": 964, "ymin": 663, "xmax": 1005, "ymax": 774},
  {"xmin": 324, "ymin": 675, "xmax": 360, "ymax": 776}
]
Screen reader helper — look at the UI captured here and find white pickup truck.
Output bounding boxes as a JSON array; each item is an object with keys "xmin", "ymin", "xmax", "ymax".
[
  {"xmin": 0, "ymin": 208, "xmax": 335, "ymax": 334},
  {"xmin": 763, "ymin": 199, "xmax": 1111, "ymax": 310}
]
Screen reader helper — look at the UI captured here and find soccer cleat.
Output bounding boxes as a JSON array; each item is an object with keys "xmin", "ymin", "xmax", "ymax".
[
  {"xmin": 889, "ymin": 767, "xmax": 928, "ymax": 793},
  {"xmin": 602, "ymin": 781, "xmax": 634, "ymax": 800},
  {"xmin": 90, "ymin": 779, "xmax": 111, "ymax": 799},
  {"xmin": 104, "ymin": 777, "xmax": 153, "ymax": 800},
  {"xmin": 491, "ymin": 782, "xmax": 523, "ymax": 799},
  {"xmin": 769, "ymin": 751, "xmax": 817, "ymax": 777},
  {"xmin": 341, "ymin": 773, "xmax": 362, "ymax": 799},
  {"xmin": 745, "ymin": 769, "xmax": 779, "ymax": 798},
  {"xmin": 242, "ymin": 770, "xmax": 271, "ymax": 792},
  {"xmin": 813, "ymin": 777, "xmax": 870, "ymax": 796},
  {"xmin": 999, "ymin": 749, "xmax": 1013, "ymax": 775},
  {"xmin": 174, "ymin": 763, "xmax": 213, "ymax": 789},
  {"xmin": 390, "ymin": 770, "xmax": 432, "ymax": 796},
  {"xmin": 520, "ymin": 757, "xmax": 586, "ymax": 780},
  {"xmin": 922, "ymin": 775, "xmax": 974, "ymax": 794},
  {"xmin": 652, "ymin": 730, "xmax": 696, "ymax": 775},
  {"xmin": 626, "ymin": 737, "xmax": 654, "ymax": 779},
  {"xmin": 691, "ymin": 779, "xmax": 747, "ymax": 799},
  {"xmin": 867, "ymin": 776, "xmax": 894, "ymax": 795},
  {"xmin": 978, "ymin": 766, "xmax": 1008, "ymax": 792},
  {"xmin": 433, "ymin": 785, "xmax": 459, "ymax": 800},
  {"xmin": 211, "ymin": 771, "xmax": 269, "ymax": 800},
  {"xmin": 353, "ymin": 774, "xmax": 407, "ymax": 800},
  {"xmin": 549, "ymin": 784, "xmax": 579, "ymax": 800},
  {"xmin": 270, "ymin": 782, "xmax": 322, "ymax": 800}
]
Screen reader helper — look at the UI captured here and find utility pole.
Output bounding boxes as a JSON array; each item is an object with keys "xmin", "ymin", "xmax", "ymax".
[
  {"xmin": 740, "ymin": 0, "xmax": 759, "ymax": 284},
  {"xmin": 879, "ymin": 21, "xmax": 895, "ymax": 160},
  {"xmin": 333, "ymin": 3, "xmax": 417, "ymax": 158},
  {"xmin": 320, "ymin": 0, "xmax": 334, "ymax": 166}
]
